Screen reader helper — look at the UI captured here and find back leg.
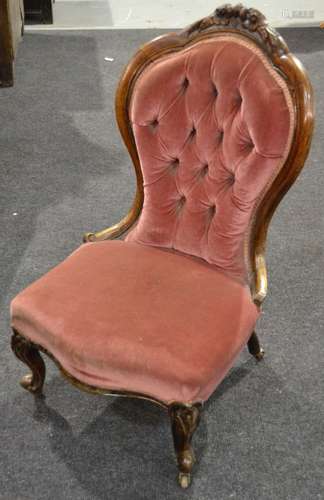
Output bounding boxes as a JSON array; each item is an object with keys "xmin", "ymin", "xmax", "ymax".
[{"xmin": 247, "ymin": 331, "xmax": 265, "ymax": 361}]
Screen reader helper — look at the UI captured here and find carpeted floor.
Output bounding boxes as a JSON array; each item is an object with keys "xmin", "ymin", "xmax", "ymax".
[{"xmin": 0, "ymin": 28, "xmax": 323, "ymax": 500}]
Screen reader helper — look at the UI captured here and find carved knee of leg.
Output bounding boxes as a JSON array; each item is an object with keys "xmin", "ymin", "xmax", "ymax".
[{"xmin": 11, "ymin": 330, "xmax": 46, "ymax": 395}]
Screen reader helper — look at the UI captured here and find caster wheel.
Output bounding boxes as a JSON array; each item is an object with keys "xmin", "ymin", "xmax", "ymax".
[
  {"xmin": 254, "ymin": 347, "xmax": 265, "ymax": 361},
  {"xmin": 20, "ymin": 373, "xmax": 34, "ymax": 390},
  {"xmin": 20, "ymin": 373, "xmax": 43, "ymax": 395},
  {"xmin": 178, "ymin": 472, "xmax": 191, "ymax": 489}
]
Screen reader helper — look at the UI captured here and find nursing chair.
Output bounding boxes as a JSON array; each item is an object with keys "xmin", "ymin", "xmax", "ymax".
[{"xmin": 10, "ymin": 4, "xmax": 313, "ymax": 488}]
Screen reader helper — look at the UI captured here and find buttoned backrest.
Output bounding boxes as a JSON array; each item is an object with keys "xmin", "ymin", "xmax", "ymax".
[{"xmin": 126, "ymin": 34, "xmax": 295, "ymax": 282}]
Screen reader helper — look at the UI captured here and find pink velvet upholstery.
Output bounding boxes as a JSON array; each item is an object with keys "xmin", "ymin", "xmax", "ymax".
[
  {"xmin": 10, "ymin": 33, "xmax": 296, "ymax": 405},
  {"xmin": 11, "ymin": 241, "xmax": 259, "ymax": 404},
  {"xmin": 127, "ymin": 35, "xmax": 294, "ymax": 281}
]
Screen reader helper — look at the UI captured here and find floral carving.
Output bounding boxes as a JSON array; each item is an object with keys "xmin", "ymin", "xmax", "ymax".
[
  {"xmin": 184, "ymin": 3, "xmax": 288, "ymax": 57},
  {"xmin": 215, "ymin": 4, "xmax": 265, "ymax": 31}
]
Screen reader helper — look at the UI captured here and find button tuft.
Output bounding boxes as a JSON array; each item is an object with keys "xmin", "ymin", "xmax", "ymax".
[
  {"xmin": 170, "ymin": 158, "xmax": 180, "ymax": 174},
  {"xmin": 176, "ymin": 195, "xmax": 186, "ymax": 213},
  {"xmin": 201, "ymin": 164, "xmax": 209, "ymax": 177},
  {"xmin": 183, "ymin": 77, "xmax": 189, "ymax": 89},
  {"xmin": 208, "ymin": 205, "xmax": 216, "ymax": 218}
]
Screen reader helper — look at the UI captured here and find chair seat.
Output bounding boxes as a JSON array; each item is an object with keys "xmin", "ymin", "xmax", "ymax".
[{"xmin": 11, "ymin": 241, "xmax": 259, "ymax": 404}]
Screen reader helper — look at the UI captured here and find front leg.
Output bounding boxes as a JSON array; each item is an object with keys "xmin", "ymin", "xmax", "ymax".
[
  {"xmin": 11, "ymin": 329, "xmax": 46, "ymax": 395},
  {"xmin": 168, "ymin": 402, "xmax": 202, "ymax": 488}
]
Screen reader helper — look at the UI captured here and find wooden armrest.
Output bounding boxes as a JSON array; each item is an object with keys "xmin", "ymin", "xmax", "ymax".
[
  {"xmin": 252, "ymin": 253, "xmax": 268, "ymax": 307},
  {"xmin": 83, "ymin": 190, "xmax": 142, "ymax": 242}
]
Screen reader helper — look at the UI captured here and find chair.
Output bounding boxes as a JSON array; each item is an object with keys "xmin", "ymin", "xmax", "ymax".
[{"xmin": 10, "ymin": 4, "xmax": 314, "ymax": 488}]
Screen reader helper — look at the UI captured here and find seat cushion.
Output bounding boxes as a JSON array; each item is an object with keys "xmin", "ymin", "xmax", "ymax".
[{"xmin": 11, "ymin": 240, "xmax": 259, "ymax": 404}]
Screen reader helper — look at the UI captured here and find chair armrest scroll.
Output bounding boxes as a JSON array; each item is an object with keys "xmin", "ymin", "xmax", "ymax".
[
  {"xmin": 83, "ymin": 189, "xmax": 142, "ymax": 243},
  {"xmin": 252, "ymin": 253, "xmax": 267, "ymax": 307}
]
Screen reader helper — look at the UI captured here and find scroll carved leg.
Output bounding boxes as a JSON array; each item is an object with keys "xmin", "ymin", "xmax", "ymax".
[
  {"xmin": 168, "ymin": 402, "xmax": 202, "ymax": 488},
  {"xmin": 247, "ymin": 331, "xmax": 265, "ymax": 361},
  {"xmin": 11, "ymin": 330, "xmax": 46, "ymax": 395}
]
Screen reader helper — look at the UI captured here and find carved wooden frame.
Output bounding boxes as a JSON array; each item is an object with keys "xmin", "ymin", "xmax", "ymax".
[{"xmin": 12, "ymin": 4, "xmax": 314, "ymax": 489}]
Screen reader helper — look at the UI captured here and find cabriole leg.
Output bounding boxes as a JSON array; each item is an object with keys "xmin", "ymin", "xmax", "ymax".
[
  {"xmin": 168, "ymin": 402, "xmax": 202, "ymax": 488},
  {"xmin": 11, "ymin": 330, "xmax": 46, "ymax": 395},
  {"xmin": 247, "ymin": 331, "xmax": 265, "ymax": 361}
]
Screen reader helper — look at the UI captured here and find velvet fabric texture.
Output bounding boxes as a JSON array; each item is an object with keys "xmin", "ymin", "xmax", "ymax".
[
  {"xmin": 11, "ymin": 241, "xmax": 259, "ymax": 404},
  {"xmin": 10, "ymin": 33, "xmax": 295, "ymax": 405},
  {"xmin": 127, "ymin": 35, "xmax": 294, "ymax": 281}
]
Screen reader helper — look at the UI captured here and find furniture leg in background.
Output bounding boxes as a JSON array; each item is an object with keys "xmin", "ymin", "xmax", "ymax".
[
  {"xmin": 0, "ymin": 0, "xmax": 24, "ymax": 87},
  {"xmin": 24, "ymin": 0, "xmax": 53, "ymax": 24}
]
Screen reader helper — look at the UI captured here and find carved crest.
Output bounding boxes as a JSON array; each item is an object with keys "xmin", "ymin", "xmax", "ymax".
[{"xmin": 183, "ymin": 3, "xmax": 288, "ymax": 57}]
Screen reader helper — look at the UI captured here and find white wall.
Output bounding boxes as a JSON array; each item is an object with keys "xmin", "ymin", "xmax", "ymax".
[
  {"xmin": 105, "ymin": 0, "xmax": 323, "ymax": 28},
  {"xmin": 31, "ymin": 0, "xmax": 324, "ymax": 29}
]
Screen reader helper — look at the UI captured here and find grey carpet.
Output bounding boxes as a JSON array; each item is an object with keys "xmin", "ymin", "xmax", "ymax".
[{"xmin": 0, "ymin": 28, "xmax": 323, "ymax": 500}]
